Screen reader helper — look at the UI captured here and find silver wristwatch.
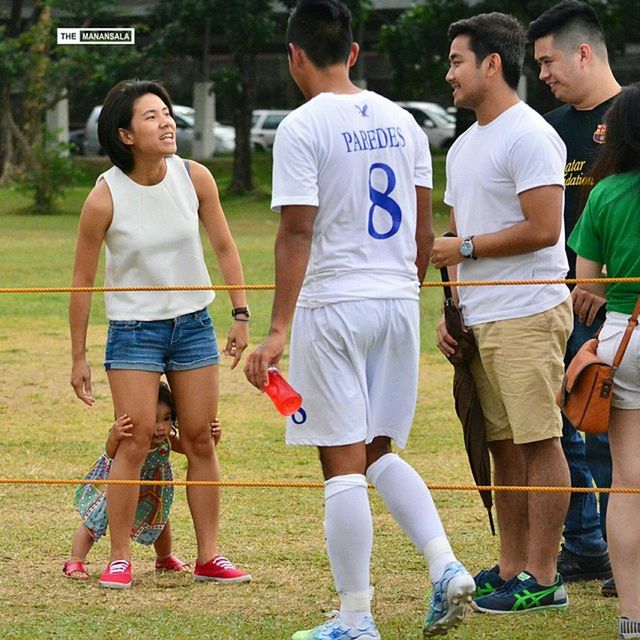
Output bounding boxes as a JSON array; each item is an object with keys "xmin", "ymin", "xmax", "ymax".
[{"xmin": 459, "ymin": 236, "xmax": 476, "ymax": 260}]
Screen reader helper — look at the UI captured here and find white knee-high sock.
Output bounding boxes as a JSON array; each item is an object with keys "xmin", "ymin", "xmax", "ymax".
[
  {"xmin": 366, "ymin": 453, "xmax": 456, "ymax": 582},
  {"xmin": 324, "ymin": 474, "xmax": 373, "ymax": 627}
]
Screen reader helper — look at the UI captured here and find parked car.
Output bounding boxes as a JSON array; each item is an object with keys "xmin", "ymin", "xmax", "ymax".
[
  {"xmin": 68, "ymin": 129, "xmax": 85, "ymax": 156},
  {"xmin": 395, "ymin": 101, "xmax": 456, "ymax": 149},
  {"xmin": 84, "ymin": 104, "xmax": 235, "ymax": 157},
  {"xmin": 251, "ymin": 109, "xmax": 291, "ymax": 151}
]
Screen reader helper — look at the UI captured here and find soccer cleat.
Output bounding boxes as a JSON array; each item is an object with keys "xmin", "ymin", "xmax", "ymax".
[
  {"xmin": 99, "ymin": 560, "xmax": 132, "ymax": 589},
  {"xmin": 473, "ymin": 564, "xmax": 506, "ymax": 597},
  {"xmin": 471, "ymin": 571, "xmax": 568, "ymax": 614},
  {"xmin": 423, "ymin": 561, "xmax": 475, "ymax": 637},
  {"xmin": 291, "ymin": 612, "xmax": 380, "ymax": 640},
  {"xmin": 193, "ymin": 556, "xmax": 252, "ymax": 583}
]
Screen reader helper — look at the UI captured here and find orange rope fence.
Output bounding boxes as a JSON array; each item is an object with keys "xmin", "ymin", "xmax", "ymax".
[
  {"xmin": 2, "ymin": 278, "xmax": 638, "ymax": 492},
  {"xmin": 1, "ymin": 276, "xmax": 640, "ymax": 294},
  {"xmin": 0, "ymin": 478, "xmax": 638, "ymax": 493}
]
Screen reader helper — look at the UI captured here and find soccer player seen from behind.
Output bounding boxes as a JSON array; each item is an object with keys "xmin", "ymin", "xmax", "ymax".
[{"xmin": 244, "ymin": 1, "xmax": 475, "ymax": 638}]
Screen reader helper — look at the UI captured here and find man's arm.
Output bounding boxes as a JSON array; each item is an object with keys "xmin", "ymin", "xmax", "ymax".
[
  {"xmin": 415, "ymin": 187, "xmax": 434, "ymax": 284},
  {"xmin": 430, "ymin": 185, "xmax": 564, "ymax": 267},
  {"xmin": 243, "ymin": 205, "xmax": 316, "ymax": 390}
]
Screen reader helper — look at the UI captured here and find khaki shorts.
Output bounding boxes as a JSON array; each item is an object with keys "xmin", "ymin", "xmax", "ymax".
[{"xmin": 469, "ymin": 297, "xmax": 573, "ymax": 445}]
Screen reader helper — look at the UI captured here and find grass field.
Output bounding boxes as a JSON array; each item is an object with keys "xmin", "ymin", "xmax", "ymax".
[{"xmin": 0, "ymin": 156, "xmax": 618, "ymax": 639}]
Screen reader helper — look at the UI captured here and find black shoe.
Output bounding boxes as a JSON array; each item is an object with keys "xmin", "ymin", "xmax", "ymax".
[
  {"xmin": 601, "ymin": 577, "xmax": 618, "ymax": 597},
  {"xmin": 557, "ymin": 545, "xmax": 613, "ymax": 582}
]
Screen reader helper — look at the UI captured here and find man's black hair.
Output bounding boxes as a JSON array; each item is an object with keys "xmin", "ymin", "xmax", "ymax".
[
  {"xmin": 527, "ymin": 0, "xmax": 607, "ymax": 57},
  {"xmin": 448, "ymin": 13, "xmax": 527, "ymax": 90},
  {"xmin": 286, "ymin": 0, "xmax": 353, "ymax": 68}
]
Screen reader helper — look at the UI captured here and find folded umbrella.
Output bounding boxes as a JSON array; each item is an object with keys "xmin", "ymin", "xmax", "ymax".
[{"xmin": 440, "ymin": 256, "xmax": 495, "ymax": 535}]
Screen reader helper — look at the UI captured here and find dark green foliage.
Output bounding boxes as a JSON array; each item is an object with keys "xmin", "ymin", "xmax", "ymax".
[{"xmin": 15, "ymin": 128, "xmax": 86, "ymax": 214}]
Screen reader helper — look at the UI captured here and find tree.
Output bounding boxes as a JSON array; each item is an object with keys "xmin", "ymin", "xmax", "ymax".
[
  {"xmin": 380, "ymin": 0, "xmax": 638, "ymax": 110},
  {"xmin": 0, "ymin": 0, "xmax": 70, "ymax": 210},
  {"xmin": 0, "ymin": 0, "xmax": 144, "ymax": 211},
  {"xmin": 379, "ymin": 0, "xmax": 473, "ymax": 101},
  {"xmin": 151, "ymin": 0, "xmax": 295, "ymax": 195},
  {"xmin": 345, "ymin": 0, "xmax": 373, "ymax": 87}
]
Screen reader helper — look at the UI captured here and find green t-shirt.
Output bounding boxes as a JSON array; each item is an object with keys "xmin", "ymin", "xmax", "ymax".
[{"xmin": 568, "ymin": 171, "xmax": 640, "ymax": 314}]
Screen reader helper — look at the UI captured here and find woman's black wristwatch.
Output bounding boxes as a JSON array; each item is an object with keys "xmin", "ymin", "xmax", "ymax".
[{"xmin": 231, "ymin": 306, "xmax": 251, "ymax": 322}]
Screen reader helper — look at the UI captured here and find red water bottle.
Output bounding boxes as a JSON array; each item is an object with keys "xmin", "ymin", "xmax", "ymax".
[{"xmin": 264, "ymin": 367, "xmax": 302, "ymax": 416}]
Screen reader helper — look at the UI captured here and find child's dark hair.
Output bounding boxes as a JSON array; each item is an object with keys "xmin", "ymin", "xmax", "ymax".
[
  {"xmin": 588, "ymin": 84, "xmax": 640, "ymax": 186},
  {"xmin": 158, "ymin": 381, "xmax": 177, "ymax": 428},
  {"xmin": 98, "ymin": 79, "xmax": 174, "ymax": 174},
  {"xmin": 448, "ymin": 13, "xmax": 526, "ymax": 91},
  {"xmin": 286, "ymin": 0, "xmax": 353, "ymax": 68}
]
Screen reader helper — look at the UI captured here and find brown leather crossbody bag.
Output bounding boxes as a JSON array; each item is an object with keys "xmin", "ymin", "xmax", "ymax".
[{"xmin": 557, "ymin": 296, "xmax": 640, "ymax": 434}]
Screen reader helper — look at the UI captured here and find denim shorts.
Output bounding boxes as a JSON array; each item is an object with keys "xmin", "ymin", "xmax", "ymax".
[{"xmin": 104, "ymin": 308, "xmax": 220, "ymax": 373}]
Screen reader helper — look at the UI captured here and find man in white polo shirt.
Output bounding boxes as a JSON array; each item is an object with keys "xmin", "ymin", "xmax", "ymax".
[{"xmin": 431, "ymin": 11, "xmax": 573, "ymax": 615}]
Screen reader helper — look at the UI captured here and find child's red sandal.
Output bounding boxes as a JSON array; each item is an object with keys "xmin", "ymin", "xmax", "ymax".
[
  {"xmin": 63, "ymin": 560, "xmax": 89, "ymax": 580},
  {"xmin": 155, "ymin": 554, "xmax": 190, "ymax": 573}
]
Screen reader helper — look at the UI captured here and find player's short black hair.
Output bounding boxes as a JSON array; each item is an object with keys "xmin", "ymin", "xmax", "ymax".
[
  {"xmin": 448, "ymin": 13, "xmax": 526, "ymax": 90},
  {"xmin": 286, "ymin": 0, "xmax": 353, "ymax": 68}
]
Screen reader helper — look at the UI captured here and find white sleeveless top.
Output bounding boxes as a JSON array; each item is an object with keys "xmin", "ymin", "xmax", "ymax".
[{"xmin": 99, "ymin": 155, "xmax": 215, "ymax": 321}]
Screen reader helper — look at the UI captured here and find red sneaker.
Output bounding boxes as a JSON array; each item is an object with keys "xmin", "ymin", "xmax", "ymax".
[
  {"xmin": 99, "ymin": 560, "xmax": 132, "ymax": 589},
  {"xmin": 193, "ymin": 556, "xmax": 252, "ymax": 583},
  {"xmin": 155, "ymin": 554, "xmax": 190, "ymax": 572}
]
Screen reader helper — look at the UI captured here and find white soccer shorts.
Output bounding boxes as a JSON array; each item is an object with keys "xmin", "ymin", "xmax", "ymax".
[{"xmin": 285, "ymin": 298, "xmax": 420, "ymax": 448}]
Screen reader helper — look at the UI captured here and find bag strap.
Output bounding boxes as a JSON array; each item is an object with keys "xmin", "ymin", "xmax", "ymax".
[{"xmin": 610, "ymin": 295, "xmax": 640, "ymax": 370}]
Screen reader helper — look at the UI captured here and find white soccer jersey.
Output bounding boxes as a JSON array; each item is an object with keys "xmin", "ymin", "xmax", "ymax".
[
  {"xmin": 271, "ymin": 90, "xmax": 432, "ymax": 308},
  {"xmin": 444, "ymin": 101, "xmax": 569, "ymax": 326}
]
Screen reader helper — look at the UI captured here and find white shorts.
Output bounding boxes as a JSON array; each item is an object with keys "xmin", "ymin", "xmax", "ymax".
[
  {"xmin": 597, "ymin": 311, "xmax": 640, "ymax": 410},
  {"xmin": 286, "ymin": 298, "xmax": 420, "ymax": 448}
]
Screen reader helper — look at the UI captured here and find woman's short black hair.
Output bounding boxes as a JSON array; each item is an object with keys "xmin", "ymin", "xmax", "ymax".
[{"xmin": 98, "ymin": 79, "xmax": 173, "ymax": 174}]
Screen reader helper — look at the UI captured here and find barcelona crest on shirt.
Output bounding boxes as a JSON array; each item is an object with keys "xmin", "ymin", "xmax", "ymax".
[{"xmin": 593, "ymin": 123, "xmax": 607, "ymax": 144}]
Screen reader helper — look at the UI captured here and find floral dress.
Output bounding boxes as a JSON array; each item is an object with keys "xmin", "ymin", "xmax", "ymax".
[{"xmin": 75, "ymin": 438, "xmax": 174, "ymax": 546}]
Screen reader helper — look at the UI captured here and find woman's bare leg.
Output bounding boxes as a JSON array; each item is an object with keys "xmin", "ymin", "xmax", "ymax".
[
  {"xmin": 167, "ymin": 366, "xmax": 220, "ymax": 564},
  {"xmin": 607, "ymin": 407, "xmax": 640, "ymax": 620},
  {"xmin": 106, "ymin": 370, "xmax": 160, "ymax": 561}
]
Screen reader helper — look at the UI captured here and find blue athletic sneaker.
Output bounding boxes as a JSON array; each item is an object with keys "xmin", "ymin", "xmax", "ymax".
[
  {"xmin": 471, "ymin": 571, "xmax": 568, "ymax": 614},
  {"xmin": 423, "ymin": 561, "xmax": 476, "ymax": 637},
  {"xmin": 473, "ymin": 564, "xmax": 506, "ymax": 598},
  {"xmin": 291, "ymin": 612, "xmax": 380, "ymax": 640}
]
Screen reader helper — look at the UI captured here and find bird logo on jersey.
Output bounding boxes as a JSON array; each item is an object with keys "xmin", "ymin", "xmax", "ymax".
[
  {"xmin": 356, "ymin": 104, "xmax": 369, "ymax": 118},
  {"xmin": 593, "ymin": 123, "xmax": 607, "ymax": 144}
]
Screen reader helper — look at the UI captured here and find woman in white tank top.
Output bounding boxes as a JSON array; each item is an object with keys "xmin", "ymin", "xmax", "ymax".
[{"xmin": 69, "ymin": 80, "xmax": 251, "ymax": 588}]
